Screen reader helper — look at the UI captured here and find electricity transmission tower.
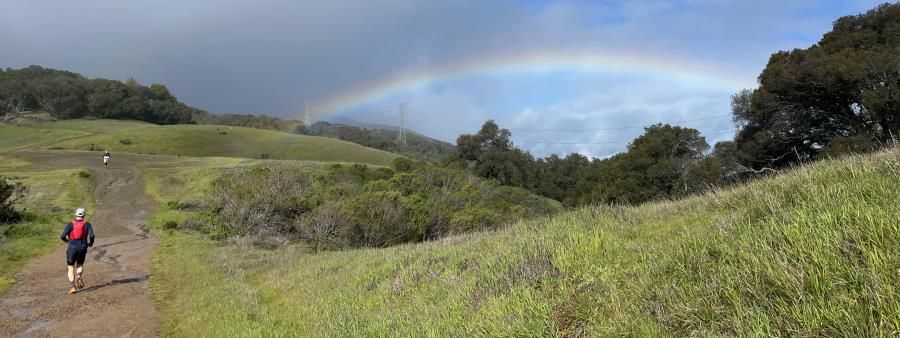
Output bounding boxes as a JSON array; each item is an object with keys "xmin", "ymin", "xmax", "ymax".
[
  {"xmin": 304, "ymin": 99, "xmax": 311, "ymax": 127},
  {"xmin": 398, "ymin": 103, "xmax": 407, "ymax": 146}
]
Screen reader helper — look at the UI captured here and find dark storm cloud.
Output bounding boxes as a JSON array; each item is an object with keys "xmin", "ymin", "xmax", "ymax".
[{"xmin": 2, "ymin": 0, "xmax": 535, "ymax": 114}]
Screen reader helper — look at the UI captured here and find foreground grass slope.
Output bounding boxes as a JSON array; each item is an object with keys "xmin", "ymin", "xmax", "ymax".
[
  {"xmin": 150, "ymin": 149, "xmax": 899, "ymax": 336},
  {"xmin": 52, "ymin": 124, "xmax": 400, "ymax": 166}
]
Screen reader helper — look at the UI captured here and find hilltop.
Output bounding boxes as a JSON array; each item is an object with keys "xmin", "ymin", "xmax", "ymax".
[{"xmin": 1, "ymin": 120, "xmax": 401, "ymax": 166}]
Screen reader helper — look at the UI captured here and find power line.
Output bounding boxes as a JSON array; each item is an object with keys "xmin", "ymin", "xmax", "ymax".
[
  {"xmin": 513, "ymin": 129, "xmax": 738, "ymax": 145},
  {"xmin": 407, "ymin": 109, "xmax": 733, "ymax": 134},
  {"xmin": 515, "ymin": 140, "xmax": 621, "ymax": 145},
  {"xmin": 509, "ymin": 115, "xmax": 733, "ymax": 133},
  {"xmin": 407, "ymin": 109, "xmax": 472, "ymax": 127}
]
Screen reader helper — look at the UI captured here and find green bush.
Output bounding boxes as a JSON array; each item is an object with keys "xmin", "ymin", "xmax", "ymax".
[
  {"xmin": 162, "ymin": 220, "xmax": 178, "ymax": 230},
  {"xmin": 0, "ymin": 177, "xmax": 26, "ymax": 224},
  {"xmin": 391, "ymin": 157, "xmax": 419, "ymax": 172},
  {"xmin": 78, "ymin": 171, "xmax": 91, "ymax": 178},
  {"xmin": 342, "ymin": 191, "xmax": 423, "ymax": 247},
  {"xmin": 449, "ymin": 207, "xmax": 503, "ymax": 233},
  {"xmin": 206, "ymin": 162, "xmax": 561, "ymax": 248}
]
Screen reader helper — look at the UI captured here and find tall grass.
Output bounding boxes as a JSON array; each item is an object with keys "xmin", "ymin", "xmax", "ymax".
[{"xmin": 150, "ymin": 148, "xmax": 899, "ymax": 336}]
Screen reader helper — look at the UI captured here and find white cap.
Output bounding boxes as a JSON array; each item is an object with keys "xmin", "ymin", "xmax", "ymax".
[{"xmin": 75, "ymin": 208, "xmax": 86, "ymax": 218}]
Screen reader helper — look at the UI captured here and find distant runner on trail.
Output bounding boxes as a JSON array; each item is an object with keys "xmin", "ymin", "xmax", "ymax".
[
  {"xmin": 60, "ymin": 208, "xmax": 95, "ymax": 294},
  {"xmin": 102, "ymin": 150, "xmax": 111, "ymax": 168}
]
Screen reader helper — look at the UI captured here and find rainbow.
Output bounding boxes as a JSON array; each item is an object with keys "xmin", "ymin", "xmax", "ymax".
[{"xmin": 317, "ymin": 49, "xmax": 756, "ymax": 116}]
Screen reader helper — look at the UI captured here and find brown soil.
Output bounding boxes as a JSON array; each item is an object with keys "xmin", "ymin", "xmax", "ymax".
[{"xmin": 0, "ymin": 151, "xmax": 160, "ymax": 337}]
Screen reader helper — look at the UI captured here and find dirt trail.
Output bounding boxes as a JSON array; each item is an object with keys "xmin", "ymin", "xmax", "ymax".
[{"xmin": 0, "ymin": 151, "xmax": 160, "ymax": 337}]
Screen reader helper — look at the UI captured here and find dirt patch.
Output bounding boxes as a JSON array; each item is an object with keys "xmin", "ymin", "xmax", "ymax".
[{"xmin": 0, "ymin": 151, "xmax": 160, "ymax": 337}]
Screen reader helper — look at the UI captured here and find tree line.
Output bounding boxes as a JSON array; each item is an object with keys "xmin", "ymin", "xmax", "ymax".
[
  {"xmin": 0, "ymin": 65, "xmax": 303, "ymax": 130},
  {"xmin": 445, "ymin": 121, "xmax": 724, "ymax": 206},
  {"xmin": 0, "ymin": 66, "xmax": 204, "ymax": 124},
  {"xmin": 445, "ymin": 3, "xmax": 899, "ymax": 206}
]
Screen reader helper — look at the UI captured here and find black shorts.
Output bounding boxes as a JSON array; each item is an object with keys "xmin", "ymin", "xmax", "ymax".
[{"xmin": 66, "ymin": 247, "xmax": 87, "ymax": 266}]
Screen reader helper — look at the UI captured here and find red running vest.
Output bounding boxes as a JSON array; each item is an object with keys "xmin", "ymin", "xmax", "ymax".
[{"xmin": 71, "ymin": 220, "xmax": 86, "ymax": 240}]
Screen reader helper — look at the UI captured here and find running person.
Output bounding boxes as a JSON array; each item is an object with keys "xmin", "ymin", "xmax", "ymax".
[
  {"xmin": 102, "ymin": 151, "xmax": 111, "ymax": 168},
  {"xmin": 60, "ymin": 208, "xmax": 95, "ymax": 294}
]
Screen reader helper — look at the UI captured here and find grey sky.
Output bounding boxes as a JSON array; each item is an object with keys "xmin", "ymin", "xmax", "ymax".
[{"xmin": 1, "ymin": 0, "xmax": 888, "ymax": 157}]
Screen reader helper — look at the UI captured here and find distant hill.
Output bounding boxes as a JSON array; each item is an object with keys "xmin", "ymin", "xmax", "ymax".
[
  {"xmin": 46, "ymin": 121, "xmax": 400, "ymax": 166},
  {"xmin": 328, "ymin": 117, "xmax": 399, "ymax": 131},
  {"xmin": 299, "ymin": 121, "xmax": 454, "ymax": 161}
]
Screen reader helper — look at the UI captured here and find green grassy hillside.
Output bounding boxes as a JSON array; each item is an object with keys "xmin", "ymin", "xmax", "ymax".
[
  {"xmin": 51, "ymin": 124, "xmax": 401, "ymax": 166},
  {"xmin": 0, "ymin": 156, "xmax": 94, "ymax": 293},
  {"xmin": 0, "ymin": 124, "xmax": 88, "ymax": 151},
  {"xmin": 149, "ymin": 148, "xmax": 899, "ymax": 336},
  {"xmin": 35, "ymin": 119, "xmax": 154, "ymax": 133}
]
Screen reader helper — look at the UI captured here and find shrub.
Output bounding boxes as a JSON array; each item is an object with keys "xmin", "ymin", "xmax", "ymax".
[
  {"xmin": 162, "ymin": 220, "xmax": 178, "ymax": 230},
  {"xmin": 449, "ymin": 207, "xmax": 503, "ymax": 233},
  {"xmin": 78, "ymin": 171, "xmax": 91, "ymax": 178},
  {"xmin": 342, "ymin": 191, "xmax": 423, "ymax": 247},
  {"xmin": 391, "ymin": 157, "xmax": 419, "ymax": 172},
  {"xmin": 119, "ymin": 138, "xmax": 133, "ymax": 145},
  {"xmin": 211, "ymin": 167, "xmax": 313, "ymax": 239},
  {"xmin": 0, "ymin": 177, "xmax": 27, "ymax": 223},
  {"xmin": 166, "ymin": 200, "xmax": 201, "ymax": 210},
  {"xmin": 294, "ymin": 201, "xmax": 349, "ymax": 252},
  {"xmin": 206, "ymin": 162, "xmax": 560, "ymax": 249}
]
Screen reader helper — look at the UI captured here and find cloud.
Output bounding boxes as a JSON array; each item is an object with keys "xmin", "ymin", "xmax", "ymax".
[{"xmin": 500, "ymin": 74, "xmax": 736, "ymax": 158}]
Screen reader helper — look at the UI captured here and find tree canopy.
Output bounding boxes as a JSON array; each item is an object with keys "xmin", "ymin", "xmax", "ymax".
[
  {"xmin": 590, "ymin": 124, "xmax": 716, "ymax": 204},
  {"xmin": 447, "ymin": 121, "xmax": 723, "ymax": 206},
  {"xmin": 1, "ymin": 66, "xmax": 208, "ymax": 124},
  {"xmin": 733, "ymin": 3, "xmax": 900, "ymax": 169}
]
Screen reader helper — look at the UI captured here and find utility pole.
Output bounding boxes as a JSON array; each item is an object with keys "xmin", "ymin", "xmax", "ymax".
[
  {"xmin": 398, "ymin": 102, "xmax": 407, "ymax": 146},
  {"xmin": 304, "ymin": 99, "xmax": 311, "ymax": 127}
]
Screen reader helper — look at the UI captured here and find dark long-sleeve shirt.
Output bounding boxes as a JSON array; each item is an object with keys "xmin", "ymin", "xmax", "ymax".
[{"xmin": 60, "ymin": 222, "xmax": 95, "ymax": 249}]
